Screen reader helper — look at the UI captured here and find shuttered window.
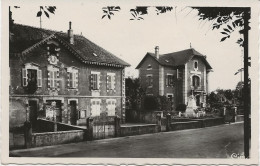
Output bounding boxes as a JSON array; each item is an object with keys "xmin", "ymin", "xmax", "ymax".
[
  {"xmin": 166, "ymin": 74, "xmax": 174, "ymax": 86},
  {"xmin": 146, "ymin": 74, "xmax": 153, "ymax": 87},
  {"xmin": 90, "ymin": 72, "xmax": 100, "ymax": 90},
  {"xmin": 106, "ymin": 99, "xmax": 116, "ymax": 116},
  {"xmin": 37, "ymin": 70, "xmax": 42, "ymax": 87},
  {"xmin": 91, "ymin": 99, "xmax": 101, "ymax": 116},
  {"xmin": 192, "ymin": 75, "xmax": 200, "ymax": 87},
  {"xmin": 48, "ymin": 69, "xmax": 59, "ymax": 88},
  {"xmin": 68, "ymin": 72, "xmax": 73, "ymax": 87},
  {"xmin": 177, "ymin": 69, "xmax": 182, "ymax": 79},
  {"xmin": 67, "ymin": 67, "xmax": 78, "ymax": 89},
  {"xmin": 22, "ymin": 68, "xmax": 28, "ymax": 86},
  {"xmin": 107, "ymin": 73, "xmax": 115, "ymax": 91},
  {"xmin": 22, "ymin": 66, "xmax": 42, "ymax": 87},
  {"xmin": 50, "ymin": 71, "xmax": 55, "ymax": 88}
]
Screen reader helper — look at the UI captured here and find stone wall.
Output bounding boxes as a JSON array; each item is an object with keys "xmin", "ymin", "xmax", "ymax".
[
  {"xmin": 191, "ymin": 117, "xmax": 224, "ymax": 127},
  {"xmin": 170, "ymin": 121, "xmax": 201, "ymax": 131},
  {"xmin": 125, "ymin": 109, "xmax": 163, "ymax": 124},
  {"xmin": 31, "ymin": 130, "xmax": 84, "ymax": 147},
  {"xmin": 120, "ymin": 124, "xmax": 159, "ymax": 137}
]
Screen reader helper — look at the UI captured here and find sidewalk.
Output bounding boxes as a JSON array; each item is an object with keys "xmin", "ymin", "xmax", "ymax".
[{"xmin": 10, "ymin": 122, "xmax": 244, "ymax": 158}]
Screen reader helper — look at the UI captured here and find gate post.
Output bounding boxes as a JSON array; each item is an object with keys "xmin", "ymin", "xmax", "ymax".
[
  {"xmin": 156, "ymin": 113, "xmax": 161, "ymax": 132},
  {"xmin": 24, "ymin": 121, "xmax": 32, "ymax": 148},
  {"xmin": 86, "ymin": 117, "xmax": 94, "ymax": 141},
  {"xmin": 114, "ymin": 116, "xmax": 121, "ymax": 137},
  {"xmin": 166, "ymin": 113, "xmax": 171, "ymax": 131}
]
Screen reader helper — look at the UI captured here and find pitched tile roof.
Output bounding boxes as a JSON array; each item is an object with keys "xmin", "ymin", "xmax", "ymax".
[
  {"xmin": 10, "ymin": 24, "xmax": 130, "ymax": 67},
  {"xmin": 136, "ymin": 48, "xmax": 212, "ymax": 69}
]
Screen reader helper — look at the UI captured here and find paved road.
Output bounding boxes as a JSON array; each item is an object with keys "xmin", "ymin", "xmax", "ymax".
[{"xmin": 10, "ymin": 123, "xmax": 244, "ymax": 158}]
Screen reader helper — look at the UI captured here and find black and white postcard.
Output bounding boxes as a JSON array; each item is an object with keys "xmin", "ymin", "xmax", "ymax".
[{"xmin": 1, "ymin": 0, "xmax": 259, "ymax": 165}]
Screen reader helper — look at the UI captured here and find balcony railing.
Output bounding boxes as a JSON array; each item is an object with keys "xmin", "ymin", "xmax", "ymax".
[{"xmin": 191, "ymin": 85, "xmax": 206, "ymax": 92}]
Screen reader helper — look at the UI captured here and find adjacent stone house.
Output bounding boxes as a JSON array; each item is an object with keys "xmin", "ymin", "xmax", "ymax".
[
  {"xmin": 9, "ymin": 21, "xmax": 130, "ymax": 130},
  {"xmin": 136, "ymin": 46, "xmax": 212, "ymax": 110}
]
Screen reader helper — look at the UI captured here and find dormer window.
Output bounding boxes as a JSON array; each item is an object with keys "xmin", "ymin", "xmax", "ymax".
[
  {"xmin": 194, "ymin": 60, "xmax": 198, "ymax": 70},
  {"xmin": 147, "ymin": 64, "xmax": 152, "ymax": 70}
]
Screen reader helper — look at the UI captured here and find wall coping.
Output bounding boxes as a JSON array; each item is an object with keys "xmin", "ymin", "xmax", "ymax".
[
  {"xmin": 32, "ymin": 130, "xmax": 84, "ymax": 136},
  {"xmin": 190, "ymin": 117, "xmax": 223, "ymax": 121},
  {"xmin": 121, "ymin": 124, "xmax": 157, "ymax": 128},
  {"xmin": 171, "ymin": 121, "xmax": 199, "ymax": 124}
]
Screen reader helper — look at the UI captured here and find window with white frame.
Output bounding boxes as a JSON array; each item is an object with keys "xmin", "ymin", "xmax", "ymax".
[
  {"xmin": 146, "ymin": 74, "xmax": 153, "ymax": 87},
  {"xmin": 91, "ymin": 99, "xmax": 101, "ymax": 116},
  {"xmin": 177, "ymin": 68, "xmax": 182, "ymax": 79},
  {"xmin": 80, "ymin": 110, "xmax": 86, "ymax": 119},
  {"xmin": 90, "ymin": 71, "xmax": 100, "ymax": 90},
  {"xmin": 67, "ymin": 67, "xmax": 78, "ymax": 89},
  {"xmin": 165, "ymin": 74, "xmax": 174, "ymax": 86},
  {"xmin": 47, "ymin": 65, "xmax": 59, "ymax": 88},
  {"xmin": 192, "ymin": 75, "xmax": 200, "ymax": 87},
  {"xmin": 194, "ymin": 60, "xmax": 198, "ymax": 70},
  {"xmin": 167, "ymin": 93, "xmax": 173, "ymax": 101},
  {"xmin": 147, "ymin": 64, "xmax": 152, "ymax": 70},
  {"xmin": 22, "ymin": 63, "xmax": 42, "ymax": 87},
  {"xmin": 107, "ymin": 73, "xmax": 115, "ymax": 91},
  {"xmin": 106, "ymin": 99, "xmax": 116, "ymax": 116}
]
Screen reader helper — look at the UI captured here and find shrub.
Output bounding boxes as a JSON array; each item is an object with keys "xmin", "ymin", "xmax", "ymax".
[
  {"xmin": 143, "ymin": 96, "xmax": 158, "ymax": 110},
  {"xmin": 176, "ymin": 103, "xmax": 187, "ymax": 113}
]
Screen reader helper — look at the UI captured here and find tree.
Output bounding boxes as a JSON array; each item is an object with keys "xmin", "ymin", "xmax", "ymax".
[
  {"xmin": 224, "ymin": 89, "xmax": 234, "ymax": 101},
  {"xmin": 125, "ymin": 78, "xmax": 145, "ymax": 110}
]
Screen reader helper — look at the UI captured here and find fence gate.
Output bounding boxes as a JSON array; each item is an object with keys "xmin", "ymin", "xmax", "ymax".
[{"xmin": 93, "ymin": 112, "xmax": 115, "ymax": 139}]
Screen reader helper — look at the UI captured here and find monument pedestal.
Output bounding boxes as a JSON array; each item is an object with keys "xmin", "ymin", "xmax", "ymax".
[{"xmin": 185, "ymin": 95, "xmax": 197, "ymax": 118}]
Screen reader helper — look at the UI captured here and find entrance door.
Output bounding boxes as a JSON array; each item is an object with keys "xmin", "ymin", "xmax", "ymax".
[
  {"xmin": 29, "ymin": 100, "xmax": 38, "ymax": 126},
  {"xmin": 196, "ymin": 95, "xmax": 200, "ymax": 106},
  {"xmin": 69, "ymin": 101, "xmax": 77, "ymax": 125},
  {"xmin": 46, "ymin": 100, "xmax": 62, "ymax": 122}
]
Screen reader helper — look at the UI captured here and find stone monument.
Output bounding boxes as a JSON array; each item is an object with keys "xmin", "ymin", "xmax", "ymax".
[{"xmin": 185, "ymin": 95, "xmax": 197, "ymax": 117}]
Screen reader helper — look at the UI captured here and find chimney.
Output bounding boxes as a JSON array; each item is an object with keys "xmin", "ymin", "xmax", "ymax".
[
  {"xmin": 155, "ymin": 46, "xmax": 159, "ymax": 59},
  {"xmin": 67, "ymin": 21, "xmax": 74, "ymax": 44}
]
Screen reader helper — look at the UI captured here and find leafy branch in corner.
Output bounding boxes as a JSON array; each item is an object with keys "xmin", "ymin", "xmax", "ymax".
[
  {"xmin": 155, "ymin": 7, "xmax": 173, "ymax": 15},
  {"xmin": 130, "ymin": 7, "xmax": 148, "ymax": 20},
  {"xmin": 102, "ymin": 6, "xmax": 121, "ymax": 19},
  {"xmin": 37, "ymin": 6, "xmax": 56, "ymax": 18},
  {"xmin": 192, "ymin": 7, "xmax": 250, "ymax": 46}
]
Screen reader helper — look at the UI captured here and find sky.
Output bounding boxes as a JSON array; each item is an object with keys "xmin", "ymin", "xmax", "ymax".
[{"xmin": 10, "ymin": 4, "xmax": 247, "ymax": 92}]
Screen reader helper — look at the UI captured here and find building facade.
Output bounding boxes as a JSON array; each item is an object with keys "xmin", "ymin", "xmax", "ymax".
[
  {"xmin": 136, "ymin": 46, "xmax": 212, "ymax": 110},
  {"xmin": 9, "ymin": 22, "xmax": 130, "ymax": 130}
]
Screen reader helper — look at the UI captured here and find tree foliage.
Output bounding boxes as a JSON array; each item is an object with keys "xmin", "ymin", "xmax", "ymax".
[
  {"xmin": 102, "ymin": 6, "xmax": 121, "ymax": 19},
  {"xmin": 192, "ymin": 7, "xmax": 250, "ymax": 45},
  {"xmin": 37, "ymin": 6, "xmax": 56, "ymax": 18},
  {"xmin": 125, "ymin": 78, "xmax": 145, "ymax": 109}
]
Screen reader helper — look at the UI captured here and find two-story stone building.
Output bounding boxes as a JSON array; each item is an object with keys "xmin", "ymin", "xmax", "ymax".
[
  {"xmin": 9, "ymin": 21, "xmax": 130, "ymax": 130},
  {"xmin": 136, "ymin": 46, "xmax": 212, "ymax": 110}
]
